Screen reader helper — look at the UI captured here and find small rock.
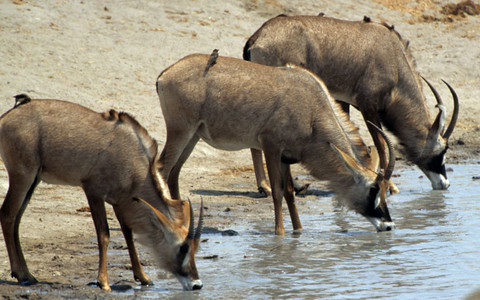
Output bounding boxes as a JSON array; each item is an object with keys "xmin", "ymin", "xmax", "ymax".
[{"xmin": 203, "ymin": 255, "xmax": 219, "ymax": 260}]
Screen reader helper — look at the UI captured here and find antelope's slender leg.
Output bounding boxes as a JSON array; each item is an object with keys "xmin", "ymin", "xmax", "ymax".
[
  {"xmin": 0, "ymin": 173, "xmax": 39, "ymax": 285},
  {"xmin": 282, "ymin": 163, "xmax": 302, "ymax": 231},
  {"xmin": 161, "ymin": 134, "xmax": 200, "ymax": 200},
  {"xmin": 85, "ymin": 193, "xmax": 111, "ymax": 291},
  {"xmin": 251, "ymin": 149, "xmax": 309, "ymax": 197},
  {"xmin": 263, "ymin": 147, "xmax": 285, "ymax": 235},
  {"xmin": 113, "ymin": 206, "xmax": 152, "ymax": 286},
  {"xmin": 159, "ymin": 130, "xmax": 199, "ymax": 200},
  {"xmin": 251, "ymin": 148, "xmax": 271, "ymax": 197}
]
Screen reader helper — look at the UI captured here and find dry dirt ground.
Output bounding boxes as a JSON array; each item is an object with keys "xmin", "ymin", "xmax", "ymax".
[{"xmin": 0, "ymin": 0, "xmax": 479, "ymax": 299}]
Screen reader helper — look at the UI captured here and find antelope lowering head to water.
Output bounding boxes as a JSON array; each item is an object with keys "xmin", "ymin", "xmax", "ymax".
[
  {"xmin": 156, "ymin": 53, "xmax": 396, "ymax": 235},
  {"xmin": 243, "ymin": 14, "xmax": 459, "ymax": 192},
  {"xmin": 0, "ymin": 95, "xmax": 203, "ymax": 291}
]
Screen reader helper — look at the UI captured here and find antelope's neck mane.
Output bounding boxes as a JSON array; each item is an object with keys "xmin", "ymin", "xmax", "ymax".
[
  {"xmin": 290, "ymin": 63, "xmax": 370, "ymax": 187},
  {"xmin": 287, "ymin": 63, "xmax": 371, "ymax": 165},
  {"xmin": 385, "ymin": 78, "xmax": 432, "ymax": 162},
  {"xmin": 101, "ymin": 109, "xmax": 174, "ymax": 208}
]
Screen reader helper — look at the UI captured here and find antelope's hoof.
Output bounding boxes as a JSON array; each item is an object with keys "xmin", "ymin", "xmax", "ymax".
[
  {"xmin": 19, "ymin": 278, "xmax": 37, "ymax": 286},
  {"xmin": 101, "ymin": 284, "xmax": 112, "ymax": 292},
  {"xmin": 135, "ymin": 275, "xmax": 154, "ymax": 286},
  {"xmin": 295, "ymin": 183, "xmax": 310, "ymax": 196},
  {"xmin": 292, "ymin": 228, "xmax": 303, "ymax": 235},
  {"xmin": 257, "ymin": 187, "xmax": 271, "ymax": 198},
  {"xmin": 389, "ymin": 185, "xmax": 400, "ymax": 195},
  {"xmin": 88, "ymin": 281, "xmax": 112, "ymax": 292},
  {"xmin": 13, "ymin": 272, "xmax": 37, "ymax": 286}
]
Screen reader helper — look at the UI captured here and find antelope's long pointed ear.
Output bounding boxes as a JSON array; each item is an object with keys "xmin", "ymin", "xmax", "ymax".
[
  {"xmin": 134, "ymin": 197, "xmax": 176, "ymax": 230},
  {"xmin": 180, "ymin": 199, "xmax": 191, "ymax": 228},
  {"xmin": 330, "ymin": 143, "xmax": 367, "ymax": 184},
  {"xmin": 422, "ymin": 76, "xmax": 446, "ymax": 139},
  {"xmin": 193, "ymin": 198, "xmax": 204, "ymax": 251},
  {"xmin": 429, "ymin": 103, "xmax": 446, "ymax": 139},
  {"xmin": 367, "ymin": 145, "xmax": 380, "ymax": 173}
]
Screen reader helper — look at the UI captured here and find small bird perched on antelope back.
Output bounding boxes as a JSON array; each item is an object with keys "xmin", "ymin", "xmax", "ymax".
[
  {"xmin": 14, "ymin": 93, "xmax": 31, "ymax": 108},
  {"xmin": 203, "ymin": 48, "xmax": 219, "ymax": 76}
]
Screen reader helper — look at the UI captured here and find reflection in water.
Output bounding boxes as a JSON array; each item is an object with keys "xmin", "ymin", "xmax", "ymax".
[
  {"xmin": 395, "ymin": 190, "xmax": 448, "ymax": 229},
  {"xmin": 126, "ymin": 165, "xmax": 480, "ymax": 299}
]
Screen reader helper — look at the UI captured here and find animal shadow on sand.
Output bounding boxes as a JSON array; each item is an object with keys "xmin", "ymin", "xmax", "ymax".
[{"xmin": 190, "ymin": 187, "xmax": 334, "ymax": 198}]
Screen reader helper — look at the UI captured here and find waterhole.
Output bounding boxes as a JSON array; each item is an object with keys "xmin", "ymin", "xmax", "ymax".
[{"xmin": 127, "ymin": 164, "xmax": 480, "ymax": 299}]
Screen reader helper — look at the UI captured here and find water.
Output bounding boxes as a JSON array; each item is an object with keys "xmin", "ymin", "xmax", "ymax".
[{"xmin": 84, "ymin": 164, "xmax": 480, "ymax": 298}]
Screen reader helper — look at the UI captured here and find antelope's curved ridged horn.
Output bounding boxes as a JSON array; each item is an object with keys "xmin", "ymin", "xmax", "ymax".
[
  {"xmin": 421, "ymin": 76, "xmax": 446, "ymax": 137},
  {"xmin": 366, "ymin": 121, "xmax": 395, "ymax": 180},
  {"xmin": 186, "ymin": 198, "xmax": 195, "ymax": 241},
  {"xmin": 441, "ymin": 80, "xmax": 459, "ymax": 140},
  {"xmin": 194, "ymin": 198, "xmax": 204, "ymax": 240}
]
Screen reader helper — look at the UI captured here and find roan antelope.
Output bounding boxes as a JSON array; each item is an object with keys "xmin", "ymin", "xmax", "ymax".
[
  {"xmin": 243, "ymin": 14, "xmax": 459, "ymax": 194},
  {"xmin": 156, "ymin": 54, "xmax": 396, "ymax": 235},
  {"xmin": 0, "ymin": 95, "xmax": 204, "ymax": 291}
]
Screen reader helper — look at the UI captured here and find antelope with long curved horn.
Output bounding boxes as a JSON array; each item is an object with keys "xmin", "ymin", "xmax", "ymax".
[
  {"xmin": 0, "ymin": 95, "xmax": 204, "ymax": 291},
  {"xmin": 243, "ymin": 14, "xmax": 459, "ymax": 194},
  {"xmin": 133, "ymin": 197, "xmax": 204, "ymax": 290},
  {"xmin": 419, "ymin": 77, "xmax": 459, "ymax": 186},
  {"xmin": 156, "ymin": 53, "xmax": 396, "ymax": 235}
]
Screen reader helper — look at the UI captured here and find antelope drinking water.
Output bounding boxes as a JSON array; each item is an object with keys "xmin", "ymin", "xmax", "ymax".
[
  {"xmin": 0, "ymin": 95, "xmax": 204, "ymax": 291},
  {"xmin": 243, "ymin": 14, "xmax": 459, "ymax": 194},
  {"xmin": 156, "ymin": 54, "xmax": 396, "ymax": 235}
]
